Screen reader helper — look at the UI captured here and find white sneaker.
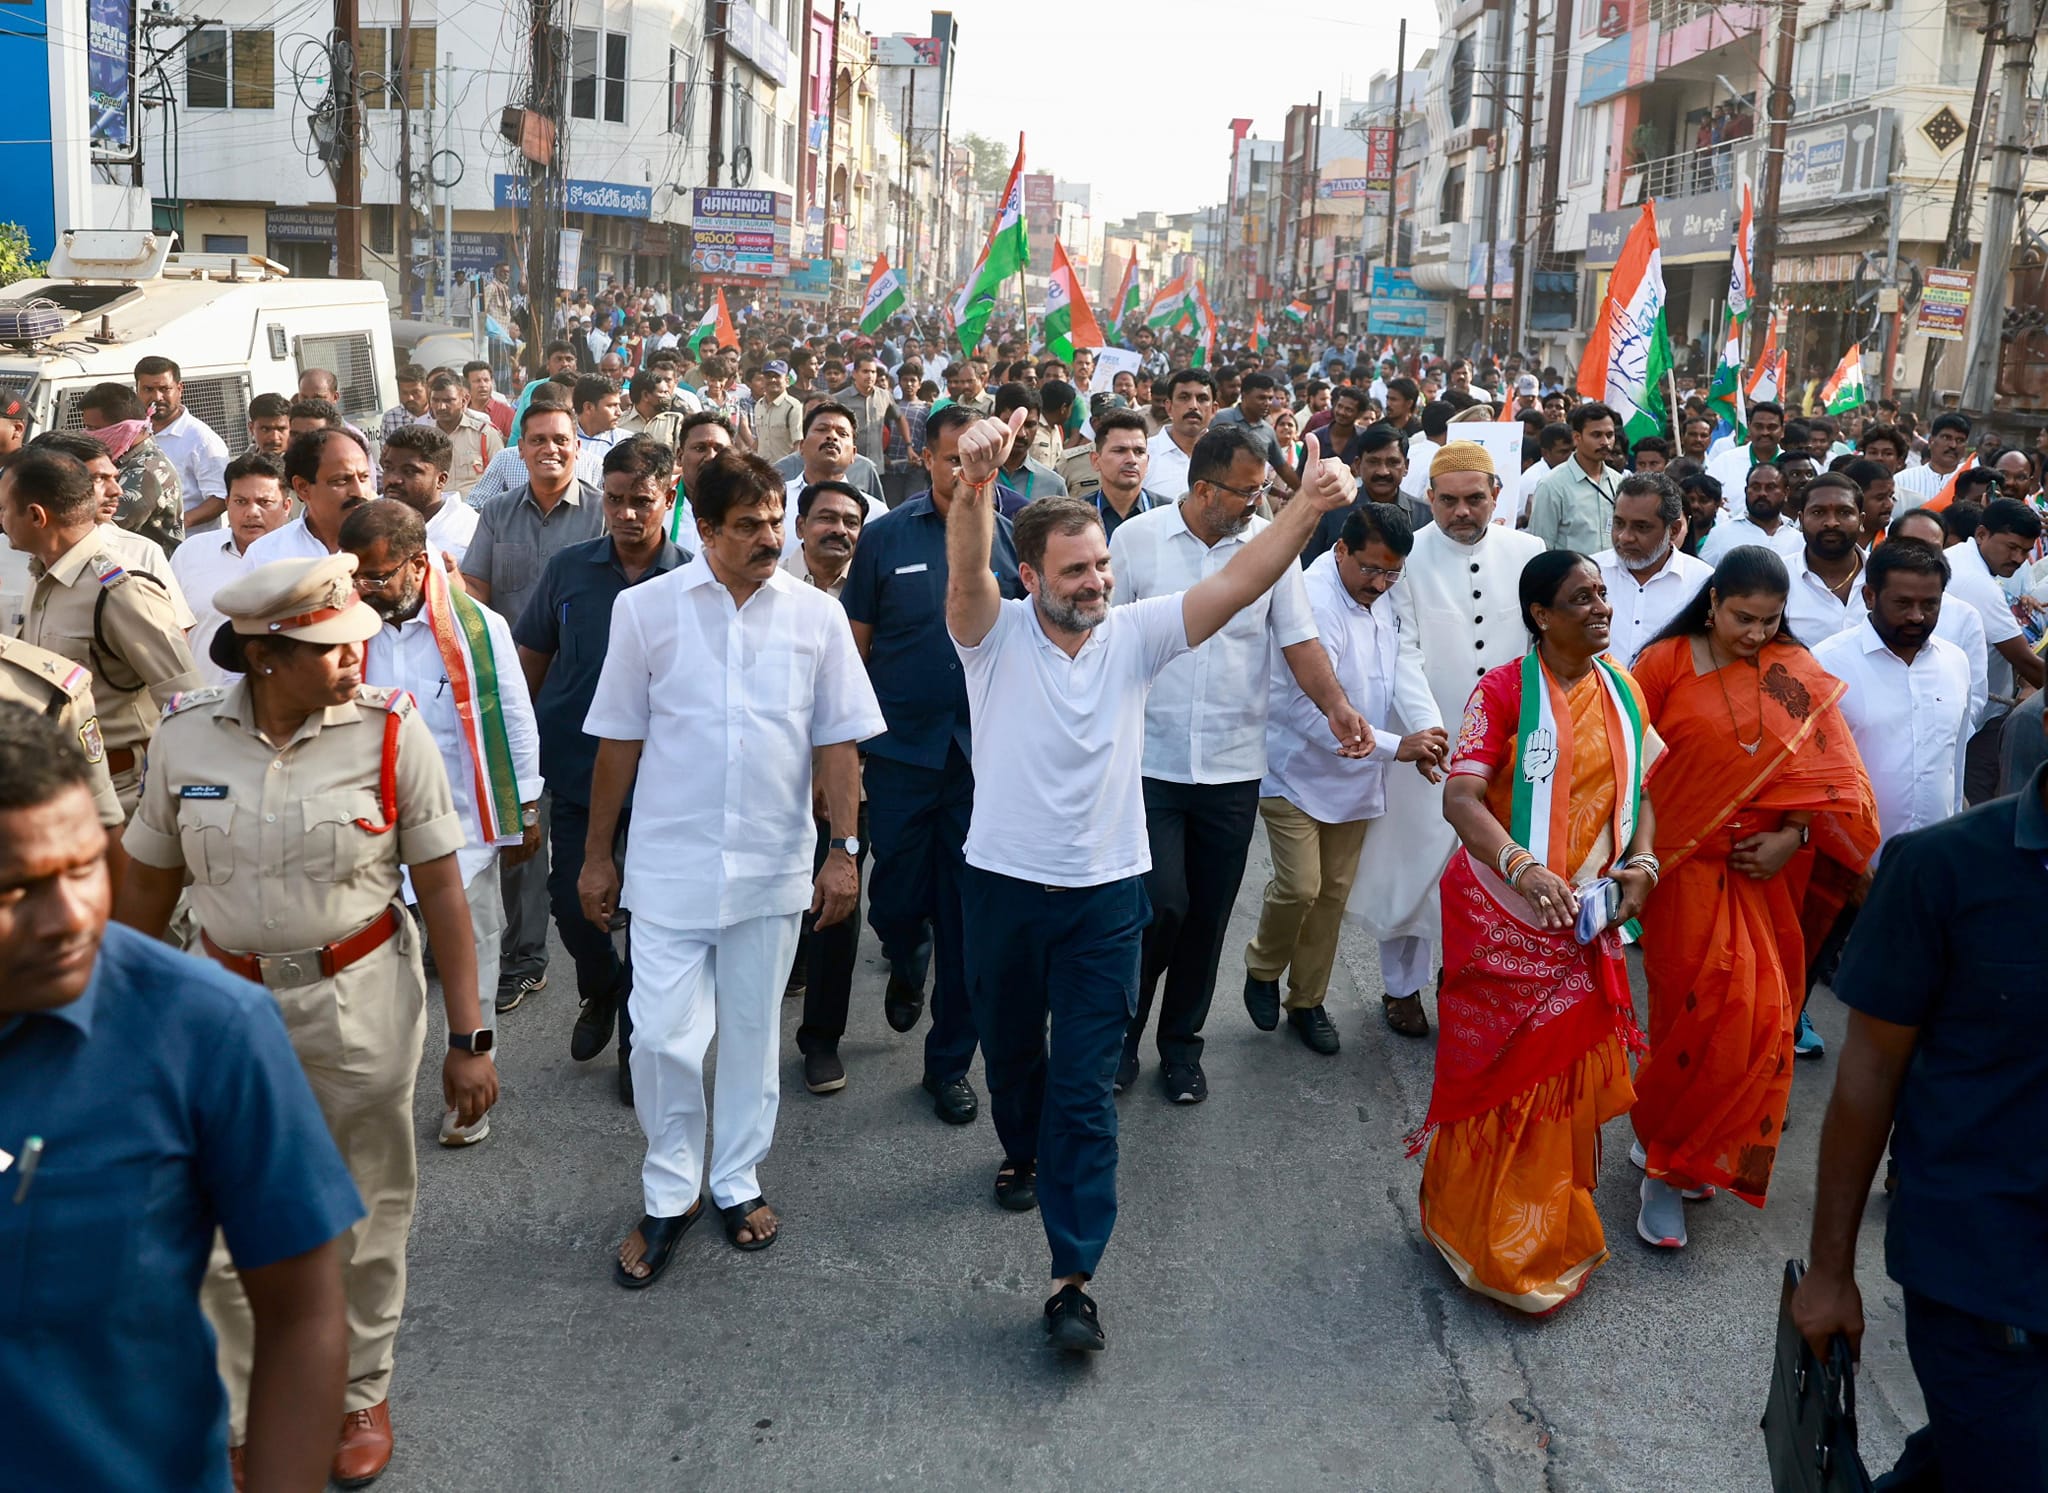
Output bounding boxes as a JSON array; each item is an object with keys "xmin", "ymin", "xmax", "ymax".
[
  {"xmin": 1636, "ymin": 1176, "xmax": 1688, "ymax": 1249},
  {"xmin": 439, "ymin": 1109, "xmax": 490, "ymax": 1147},
  {"xmin": 1627, "ymin": 1138, "xmax": 1715, "ymax": 1200}
]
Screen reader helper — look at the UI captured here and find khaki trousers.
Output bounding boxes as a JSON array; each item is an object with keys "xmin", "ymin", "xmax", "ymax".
[
  {"xmin": 1244, "ymin": 797, "xmax": 1369, "ymax": 1010},
  {"xmin": 204, "ymin": 922, "xmax": 427, "ymax": 1438}
]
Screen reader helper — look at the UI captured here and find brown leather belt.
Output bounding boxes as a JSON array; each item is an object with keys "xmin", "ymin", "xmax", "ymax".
[
  {"xmin": 105, "ymin": 746, "xmax": 137, "ymax": 773},
  {"xmin": 202, "ymin": 905, "xmax": 402, "ymax": 990}
]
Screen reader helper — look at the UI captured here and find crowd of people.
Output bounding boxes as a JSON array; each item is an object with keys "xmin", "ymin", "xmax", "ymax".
[{"xmin": 5, "ymin": 294, "xmax": 2045, "ymax": 1492}]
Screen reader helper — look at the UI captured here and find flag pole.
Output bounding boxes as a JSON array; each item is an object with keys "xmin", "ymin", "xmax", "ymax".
[{"xmin": 1665, "ymin": 367, "xmax": 1681, "ymax": 437}]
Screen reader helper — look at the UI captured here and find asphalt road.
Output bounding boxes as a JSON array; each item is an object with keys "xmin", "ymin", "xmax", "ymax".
[{"xmin": 389, "ymin": 838, "xmax": 1924, "ymax": 1492}]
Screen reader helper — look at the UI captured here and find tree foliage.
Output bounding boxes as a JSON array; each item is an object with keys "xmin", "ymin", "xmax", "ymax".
[
  {"xmin": 959, "ymin": 132, "xmax": 1011, "ymax": 194},
  {"xmin": 0, "ymin": 223, "xmax": 44, "ymax": 287}
]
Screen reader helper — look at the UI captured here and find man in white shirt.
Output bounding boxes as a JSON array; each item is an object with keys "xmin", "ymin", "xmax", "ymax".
[
  {"xmin": 135, "ymin": 355, "xmax": 231, "ymax": 535},
  {"xmin": 342, "ymin": 500, "xmax": 544, "ymax": 1146},
  {"xmin": 1943, "ymin": 498, "xmax": 2047, "ymax": 800},
  {"xmin": 1247, "ymin": 502, "xmax": 1446, "ymax": 1071},
  {"xmin": 1396, "ymin": 400, "xmax": 1454, "ymax": 520},
  {"xmin": 1697, "ymin": 461, "xmax": 1805, "ymax": 564},
  {"xmin": 246, "ymin": 428, "xmax": 376, "ymax": 564},
  {"xmin": 943, "ymin": 409, "xmax": 1357, "ymax": 1352},
  {"xmin": 572, "ymin": 375, "xmax": 626, "ymax": 489},
  {"xmin": 1781, "ymin": 474, "xmax": 1868, "ymax": 643},
  {"xmin": 1142, "ymin": 368, "xmax": 1215, "ymax": 503},
  {"xmin": 1108, "ymin": 424, "xmax": 1366, "ymax": 1102},
  {"xmin": 1594, "ymin": 473, "xmax": 1712, "ymax": 663},
  {"xmin": 171, "ymin": 450, "xmax": 291, "ymax": 684},
  {"xmin": 1347, "ymin": 442, "xmax": 1545, "ymax": 1037},
  {"xmin": 1883, "ymin": 509, "xmax": 1990, "ymax": 742},
  {"xmin": 1892, "ymin": 412, "xmax": 1971, "ymax": 509},
  {"xmin": 380, "ymin": 424, "xmax": 480, "ymax": 573},
  {"xmin": 580, "ymin": 449, "xmax": 884, "ymax": 1289},
  {"xmin": 777, "ymin": 405, "xmax": 887, "ymax": 560},
  {"xmin": 1703, "ymin": 400, "xmax": 1786, "ymax": 506}
]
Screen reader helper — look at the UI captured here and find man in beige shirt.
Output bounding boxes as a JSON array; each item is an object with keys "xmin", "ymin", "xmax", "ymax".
[
  {"xmin": 752, "ymin": 362, "xmax": 805, "ymax": 466},
  {"xmin": 425, "ymin": 371, "xmax": 504, "ymax": 497}
]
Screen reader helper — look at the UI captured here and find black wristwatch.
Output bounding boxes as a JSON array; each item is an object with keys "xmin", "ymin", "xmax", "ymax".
[{"xmin": 449, "ymin": 1029, "xmax": 495, "ymax": 1054}]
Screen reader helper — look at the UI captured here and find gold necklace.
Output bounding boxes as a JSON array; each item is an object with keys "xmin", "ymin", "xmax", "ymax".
[{"xmin": 1709, "ymin": 639, "xmax": 1764, "ymax": 754}]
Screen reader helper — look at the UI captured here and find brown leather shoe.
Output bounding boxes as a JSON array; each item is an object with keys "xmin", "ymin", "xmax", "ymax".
[
  {"xmin": 228, "ymin": 1444, "xmax": 247, "ymax": 1493},
  {"xmin": 331, "ymin": 1401, "xmax": 394, "ymax": 1488},
  {"xmin": 1382, "ymin": 993, "xmax": 1431, "ymax": 1038}
]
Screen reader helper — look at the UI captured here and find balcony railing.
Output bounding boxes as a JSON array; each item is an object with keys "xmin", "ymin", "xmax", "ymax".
[{"xmin": 1620, "ymin": 140, "xmax": 1755, "ymax": 203}]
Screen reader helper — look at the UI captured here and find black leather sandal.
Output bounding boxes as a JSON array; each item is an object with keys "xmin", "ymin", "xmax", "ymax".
[
  {"xmin": 612, "ymin": 1200, "xmax": 704, "ymax": 1290},
  {"xmin": 1044, "ymin": 1283, "xmax": 1106, "ymax": 1352},
  {"xmin": 720, "ymin": 1196, "xmax": 780, "ymax": 1252},
  {"xmin": 994, "ymin": 1158, "xmax": 1038, "ymax": 1212}
]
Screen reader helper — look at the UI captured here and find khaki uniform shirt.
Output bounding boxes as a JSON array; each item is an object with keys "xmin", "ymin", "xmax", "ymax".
[
  {"xmin": 0, "ymin": 634, "xmax": 122, "ymax": 826},
  {"xmin": 24, "ymin": 527, "xmax": 199, "ymax": 759},
  {"xmin": 1057, "ymin": 442, "xmax": 1101, "ymax": 502},
  {"xmin": 752, "ymin": 392, "xmax": 805, "ymax": 466},
  {"xmin": 437, "ymin": 410, "xmax": 505, "ymax": 497}
]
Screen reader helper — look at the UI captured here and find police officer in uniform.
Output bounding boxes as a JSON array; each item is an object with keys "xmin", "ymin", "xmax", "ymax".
[
  {"xmin": 0, "ymin": 446, "xmax": 198, "ymax": 813},
  {"xmin": 112, "ymin": 554, "xmax": 498, "ymax": 1489},
  {"xmin": 0, "ymin": 632, "xmax": 122, "ymax": 830},
  {"xmin": 76, "ymin": 380, "xmax": 186, "ymax": 555}
]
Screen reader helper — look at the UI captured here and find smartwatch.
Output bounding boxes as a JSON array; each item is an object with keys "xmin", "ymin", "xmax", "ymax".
[
  {"xmin": 829, "ymin": 836, "xmax": 861, "ymax": 857},
  {"xmin": 449, "ymin": 1029, "xmax": 496, "ymax": 1055}
]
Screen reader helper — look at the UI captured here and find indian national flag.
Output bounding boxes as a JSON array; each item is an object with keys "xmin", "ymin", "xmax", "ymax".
[
  {"xmin": 859, "ymin": 254, "xmax": 906, "ymax": 336},
  {"xmin": 1283, "ymin": 299, "xmax": 1311, "ymax": 324},
  {"xmin": 1188, "ymin": 279, "xmax": 1219, "ymax": 368},
  {"xmin": 1577, "ymin": 201, "xmax": 1674, "ymax": 443},
  {"xmin": 1746, "ymin": 318, "xmax": 1784, "ymax": 403},
  {"xmin": 1706, "ymin": 184, "xmax": 1755, "ymax": 439},
  {"xmin": 1143, "ymin": 272, "xmax": 1191, "ymax": 332},
  {"xmin": 1043, "ymin": 239, "xmax": 1105, "ymax": 362},
  {"xmin": 1252, "ymin": 311, "xmax": 1269, "ymax": 352},
  {"xmin": 1820, "ymin": 344, "xmax": 1868, "ymax": 414},
  {"xmin": 1110, "ymin": 256, "xmax": 1140, "ymax": 328},
  {"xmin": 688, "ymin": 288, "xmax": 737, "ymax": 359},
  {"xmin": 950, "ymin": 135, "xmax": 1030, "ymax": 356}
]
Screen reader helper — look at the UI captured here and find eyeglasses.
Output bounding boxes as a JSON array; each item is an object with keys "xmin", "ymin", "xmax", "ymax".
[
  {"xmin": 1351, "ymin": 563, "xmax": 1404, "ymax": 584},
  {"xmin": 355, "ymin": 553, "xmax": 424, "ymax": 590},
  {"xmin": 1207, "ymin": 479, "xmax": 1274, "ymax": 503}
]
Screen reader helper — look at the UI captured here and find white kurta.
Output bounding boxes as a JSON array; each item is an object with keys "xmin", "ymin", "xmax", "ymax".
[{"xmin": 1344, "ymin": 521, "xmax": 1545, "ymax": 942}]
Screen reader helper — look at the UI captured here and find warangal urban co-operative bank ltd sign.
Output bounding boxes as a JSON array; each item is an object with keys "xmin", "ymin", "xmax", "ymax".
[{"xmin": 494, "ymin": 176, "xmax": 654, "ymax": 220}]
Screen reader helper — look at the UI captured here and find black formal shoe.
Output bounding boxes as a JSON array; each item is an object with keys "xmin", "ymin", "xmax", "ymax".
[
  {"xmin": 1288, "ymin": 1005, "xmax": 1340, "ymax": 1055},
  {"xmin": 1043, "ymin": 1284, "xmax": 1106, "ymax": 1352},
  {"xmin": 1113, "ymin": 1042, "xmax": 1140, "ymax": 1096},
  {"xmin": 1243, "ymin": 972, "xmax": 1281, "ymax": 1031},
  {"xmin": 617, "ymin": 1050, "xmax": 635, "ymax": 1108},
  {"xmin": 994, "ymin": 1158, "xmax": 1038, "ymax": 1212},
  {"xmin": 804, "ymin": 1047, "xmax": 847, "ymax": 1095},
  {"xmin": 570, "ymin": 989, "xmax": 619, "ymax": 1062},
  {"xmin": 922, "ymin": 1072, "xmax": 978, "ymax": 1124},
  {"xmin": 1160, "ymin": 1060, "xmax": 1207, "ymax": 1105}
]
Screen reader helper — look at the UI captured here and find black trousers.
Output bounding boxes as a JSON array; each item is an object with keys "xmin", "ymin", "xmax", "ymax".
[
  {"xmin": 792, "ymin": 805, "xmax": 870, "ymax": 1053},
  {"xmin": 1132, "ymin": 777, "xmax": 1263, "ymax": 1064},
  {"xmin": 1873, "ymin": 1291, "xmax": 2048, "ymax": 1491},
  {"xmin": 864, "ymin": 747, "xmax": 979, "ymax": 1083},
  {"xmin": 547, "ymin": 797, "xmax": 634, "ymax": 1053}
]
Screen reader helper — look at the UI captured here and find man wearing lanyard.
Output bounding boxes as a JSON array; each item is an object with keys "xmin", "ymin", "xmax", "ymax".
[
  {"xmin": 665, "ymin": 411, "xmax": 736, "ymax": 543},
  {"xmin": 991, "ymin": 383, "xmax": 1068, "ymax": 517},
  {"xmin": 1088, "ymin": 412, "xmax": 1163, "ymax": 541}
]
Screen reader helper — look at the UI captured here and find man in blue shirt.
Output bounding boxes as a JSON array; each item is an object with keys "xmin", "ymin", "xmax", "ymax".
[
  {"xmin": 0, "ymin": 703, "xmax": 362, "ymax": 1493},
  {"xmin": 515, "ymin": 436, "xmax": 689, "ymax": 1105},
  {"xmin": 1793, "ymin": 760, "xmax": 2048, "ymax": 1489},
  {"xmin": 835, "ymin": 403, "xmax": 1025, "ymax": 1112}
]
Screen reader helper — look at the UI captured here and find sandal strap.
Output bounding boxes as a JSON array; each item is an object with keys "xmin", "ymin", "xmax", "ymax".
[{"xmin": 720, "ymin": 1195, "xmax": 769, "ymax": 1224}]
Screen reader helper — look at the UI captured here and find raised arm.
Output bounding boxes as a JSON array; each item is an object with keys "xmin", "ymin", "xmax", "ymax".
[
  {"xmin": 944, "ymin": 409, "xmax": 1027, "ymax": 650},
  {"xmin": 1182, "ymin": 457, "xmax": 1356, "ymax": 648}
]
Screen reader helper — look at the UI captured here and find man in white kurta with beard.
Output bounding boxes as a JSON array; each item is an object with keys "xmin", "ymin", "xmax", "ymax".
[{"xmin": 1345, "ymin": 441, "xmax": 1544, "ymax": 1036}]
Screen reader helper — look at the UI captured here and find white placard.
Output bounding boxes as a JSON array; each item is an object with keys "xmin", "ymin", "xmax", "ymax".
[
  {"xmin": 1442, "ymin": 421, "xmax": 1527, "ymax": 483},
  {"xmin": 1088, "ymin": 346, "xmax": 1142, "ymax": 395}
]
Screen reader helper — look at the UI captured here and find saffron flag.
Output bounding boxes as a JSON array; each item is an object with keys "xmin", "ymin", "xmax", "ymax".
[
  {"xmin": 1819, "ymin": 344, "xmax": 1868, "ymax": 414},
  {"xmin": 688, "ymin": 289, "xmax": 737, "ymax": 359},
  {"xmin": 1922, "ymin": 453, "xmax": 1980, "ymax": 514},
  {"xmin": 859, "ymin": 254, "xmax": 906, "ymax": 336},
  {"xmin": 950, "ymin": 135, "xmax": 1030, "ymax": 356},
  {"xmin": 1577, "ymin": 201, "xmax": 1675, "ymax": 443},
  {"xmin": 1253, "ymin": 311, "xmax": 1269, "ymax": 352},
  {"xmin": 1188, "ymin": 279, "xmax": 1219, "ymax": 368},
  {"xmin": 1043, "ymin": 239, "xmax": 1106, "ymax": 362},
  {"xmin": 1746, "ymin": 318, "xmax": 1785, "ymax": 403},
  {"xmin": 1110, "ymin": 256, "xmax": 1140, "ymax": 329},
  {"xmin": 1707, "ymin": 184, "xmax": 1755, "ymax": 440},
  {"xmin": 1284, "ymin": 299, "xmax": 1311, "ymax": 324}
]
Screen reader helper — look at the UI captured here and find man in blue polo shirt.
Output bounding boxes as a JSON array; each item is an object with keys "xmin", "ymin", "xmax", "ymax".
[
  {"xmin": 1793, "ymin": 756, "xmax": 2048, "ymax": 1488},
  {"xmin": 834, "ymin": 402, "xmax": 1025, "ymax": 1111},
  {"xmin": 514, "ymin": 435, "xmax": 690, "ymax": 1105},
  {"xmin": 0, "ymin": 703, "xmax": 362, "ymax": 1492}
]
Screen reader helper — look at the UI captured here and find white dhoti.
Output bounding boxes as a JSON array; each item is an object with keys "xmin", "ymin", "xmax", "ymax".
[{"xmin": 1344, "ymin": 760, "xmax": 1451, "ymax": 952}]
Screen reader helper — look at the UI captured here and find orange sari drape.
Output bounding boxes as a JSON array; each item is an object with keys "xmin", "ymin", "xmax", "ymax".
[{"xmin": 1628, "ymin": 637, "xmax": 1878, "ymax": 1206}]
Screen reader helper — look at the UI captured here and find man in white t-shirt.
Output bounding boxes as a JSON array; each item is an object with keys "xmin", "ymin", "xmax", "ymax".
[{"xmin": 942, "ymin": 407, "xmax": 1358, "ymax": 1353}]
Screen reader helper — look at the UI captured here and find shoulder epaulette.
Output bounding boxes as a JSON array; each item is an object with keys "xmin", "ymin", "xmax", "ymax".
[
  {"xmin": 355, "ymin": 685, "xmax": 414, "ymax": 717},
  {"xmin": 88, "ymin": 554, "xmax": 130, "ymax": 587},
  {"xmin": 163, "ymin": 686, "xmax": 226, "ymax": 717},
  {"xmin": 0, "ymin": 634, "xmax": 93, "ymax": 698}
]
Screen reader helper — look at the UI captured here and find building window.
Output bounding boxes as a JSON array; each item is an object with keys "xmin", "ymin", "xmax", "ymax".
[
  {"xmin": 359, "ymin": 27, "xmax": 436, "ymax": 110},
  {"xmin": 783, "ymin": 119, "xmax": 797, "ymax": 182},
  {"xmin": 186, "ymin": 27, "xmax": 273, "ymax": 109},
  {"xmin": 368, "ymin": 204, "xmax": 395, "ymax": 255},
  {"xmin": 1570, "ymin": 102, "xmax": 1601, "ymax": 184},
  {"xmin": 1790, "ymin": 9, "xmax": 1898, "ymax": 114},
  {"xmin": 202, "ymin": 234, "xmax": 249, "ymax": 254},
  {"xmin": 1448, "ymin": 36, "xmax": 1475, "ymax": 130},
  {"xmin": 1440, "ymin": 163, "xmax": 1467, "ymax": 223},
  {"xmin": 572, "ymin": 29, "xmax": 627, "ymax": 121},
  {"xmin": 604, "ymin": 32, "xmax": 627, "ymax": 122}
]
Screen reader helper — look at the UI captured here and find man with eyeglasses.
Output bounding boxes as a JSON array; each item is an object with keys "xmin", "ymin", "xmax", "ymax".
[
  {"xmin": 341, "ymin": 499, "xmax": 542, "ymax": 1146},
  {"xmin": 1108, "ymin": 424, "xmax": 1369, "ymax": 1098}
]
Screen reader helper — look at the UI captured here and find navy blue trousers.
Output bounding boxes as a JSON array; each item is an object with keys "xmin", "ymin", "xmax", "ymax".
[
  {"xmin": 1875, "ymin": 1291, "xmax": 2048, "ymax": 1492},
  {"xmin": 961, "ymin": 866, "xmax": 1150, "ymax": 1281},
  {"xmin": 864, "ymin": 747, "xmax": 979, "ymax": 1083}
]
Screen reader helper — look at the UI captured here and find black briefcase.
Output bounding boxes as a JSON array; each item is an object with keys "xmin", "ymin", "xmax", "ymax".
[{"xmin": 1762, "ymin": 1260, "xmax": 1875, "ymax": 1493}]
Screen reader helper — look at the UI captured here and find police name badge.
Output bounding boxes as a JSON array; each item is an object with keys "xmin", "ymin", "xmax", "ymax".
[{"xmin": 179, "ymin": 784, "xmax": 231, "ymax": 799}]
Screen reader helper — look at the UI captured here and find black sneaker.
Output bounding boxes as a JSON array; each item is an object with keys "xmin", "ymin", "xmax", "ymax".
[
  {"xmin": 1043, "ymin": 1284, "xmax": 1106, "ymax": 1352},
  {"xmin": 1113, "ymin": 1042, "xmax": 1140, "ymax": 1096},
  {"xmin": 804, "ymin": 1047, "xmax": 847, "ymax": 1095},
  {"xmin": 994, "ymin": 1158, "xmax": 1038, "ymax": 1212},
  {"xmin": 1160, "ymin": 1060, "xmax": 1207, "ymax": 1105},
  {"xmin": 1288, "ymin": 1005, "xmax": 1340, "ymax": 1055},
  {"xmin": 570, "ymin": 989, "xmax": 619, "ymax": 1062},
  {"xmin": 922, "ymin": 1072, "xmax": 978, "ymax": 1124},
  {"xmin": 1243, "ymin": 972, "xmax": 1281, "ymax": 1031},
  {"xmin": 495, "ymin": 972, "xmax": 547, "ymax": 1014}
]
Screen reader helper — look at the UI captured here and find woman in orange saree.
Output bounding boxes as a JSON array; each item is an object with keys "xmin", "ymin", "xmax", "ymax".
[
  {"xmin": 1415, "ymin": 551, "xmax": 1662, "ymax": 1315},
  {"xmin": 1629, "ymin": 546, "xmax": 1879, "ymax": 1249}
]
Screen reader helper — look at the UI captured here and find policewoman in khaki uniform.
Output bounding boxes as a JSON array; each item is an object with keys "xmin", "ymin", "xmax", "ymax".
[{"xmin": 114, "ymin": 554, "xmax": 498, "ymax": 1489}]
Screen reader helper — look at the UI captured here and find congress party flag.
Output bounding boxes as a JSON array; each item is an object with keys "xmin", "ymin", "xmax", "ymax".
[
  {"xmin": 1110, "ymin": 256, "xmax": 1140, "ymax": 329},
  {"xmin": 1143, "ymin": 272, "xmax": 1192, "ymax": 333},
  {"xmin": 688, "ymin": 288, "xmax": 737, "ymax": 359},
  {"xmin": 1577, "ymin": 201, "xmax": 1674, "ymax": 443},
  {"xmin": 859, "ymin": 255, "xmax": 906, "ymax": 336},
  {"xmin": 1188, "ymin": 279, "xmax": 1219, "ymax": 368},
  {"xmin": 1706, "ymin": 183, "xmax": 1755, "ymax": 439},
  {"xmin": 1253, "ymin": 311, "xmax": 1269, "ymax": 352},
  {"xmin": 1820, "ymin": 344, "xmax": 1868, "ymax": 414},
  {"xmin": 950, "ymin": 135, "xmax": 1029, "ymax": 356},
  {"xmin": 1043, "ymin": 239, "xmax": 1106, "ymax": 362},
  {"xmin": 1284, "ymin": 299, "xmax": 1311, "ymax": 324},
  {"xmin": 1745, "ymin": 317, "xmax": 1785, "ymax": 403}
]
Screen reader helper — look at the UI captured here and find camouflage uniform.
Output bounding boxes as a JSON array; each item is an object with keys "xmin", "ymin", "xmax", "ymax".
[{"xmin": 115, "ymin": 436, "xmax": 186, "ymax": 556}]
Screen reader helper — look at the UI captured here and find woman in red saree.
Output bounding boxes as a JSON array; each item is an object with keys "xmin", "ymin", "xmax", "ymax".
[
  {"xmin": 1416, "ymin": 551, "xmax": 1662, "ymax": 1314},
  {"xmin": 1630, "ymin": 545, "xmax": 1879, "ymax": 1248}
]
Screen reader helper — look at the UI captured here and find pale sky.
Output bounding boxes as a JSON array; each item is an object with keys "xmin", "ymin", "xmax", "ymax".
[{"xmin": 852, "ymin": 0, "xmax": 1442, "ymax": 223}]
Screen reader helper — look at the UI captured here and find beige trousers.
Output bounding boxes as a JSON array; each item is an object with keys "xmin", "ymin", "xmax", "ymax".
[
  {"xmin": 1244, "ymin": 796, "xmax": 1370, "ymax": 1010},
  {"xmin": 204, "ymin": 923, "xmax": 427, "ymax": 1438}
]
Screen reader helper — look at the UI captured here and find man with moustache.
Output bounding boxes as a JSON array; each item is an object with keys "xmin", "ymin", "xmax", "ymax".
[
  {"xmin": 423, "ymin": 372, "xmax": 503, "ymax": 500},
  {"xmin": 1705, "ymin": 399, "xmax": 1787, "ymax": 502},
  {"xmin": 1304, "ymin": 423, "xmax": 1407, "ymax": 568},
  {"xmin": 1346, "ymin": 444, "xmax": 1544, "ymax": 1038},
  {"xmin": 342, "ymin": 499, "xmax": 543, "ymax": 1144},
  {"xmin": 1526, "ymin": 402, "xmax": 1623, "ymax": 554},
  {"xmin": 778, "ymin": 406, "xmax": 887, "ymax": 561},
  {"xmin": 380, "ymin": 423, "xmax": 480, "ymax": 572},
  {"xmin": 1782, "ymin": 473, "xmax": 1870, "ymax": 642},
  {"xmin": 246, "ymin": 427, "xmax": 377, "ymax": 563},
  {"xmin": 1144, "ymin": 369, "xmax": 1217, "ymax": 503},
  {"xmin": 172, "ymin": 451, "xmax": 292, "ymax": 685},
  {"xmin": 1593, "ymin": 472, "xmax": 1712, "ymax": 663},
  {"xmin": 1697, "ymin": 460, "xmax": 1804, "ymax": 563},
  {"xmin": 1844, "ymin": 457, "xmax": 1896, "ymax": 547}
]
